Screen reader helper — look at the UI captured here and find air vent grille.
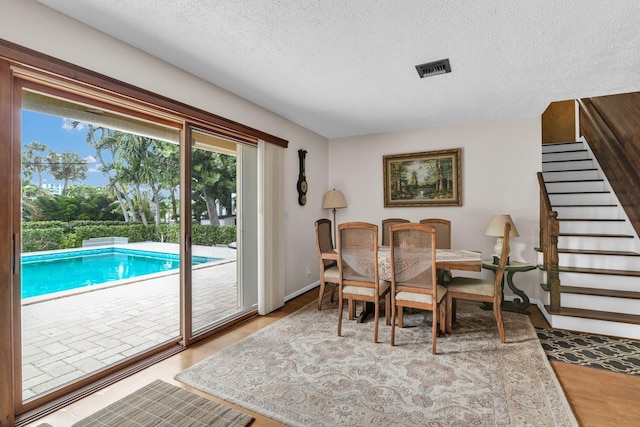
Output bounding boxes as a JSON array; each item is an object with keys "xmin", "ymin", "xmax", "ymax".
[{"xmin": 415, "ymin": 58, "xmax": 451, "ymax": 78}]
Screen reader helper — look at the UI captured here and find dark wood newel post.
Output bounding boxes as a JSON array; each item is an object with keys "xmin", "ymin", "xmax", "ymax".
[{"xmin": 548, "ymin": 211, "xmax": 561, "ymax": 312}]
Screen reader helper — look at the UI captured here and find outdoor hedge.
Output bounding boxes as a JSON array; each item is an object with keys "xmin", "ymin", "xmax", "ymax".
[{"xmin": 21, "ymin": 221, "xmax": 237, "ymax": 252}]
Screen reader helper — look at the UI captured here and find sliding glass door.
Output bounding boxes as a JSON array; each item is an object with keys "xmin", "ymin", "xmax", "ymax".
[
  {"xmin": 19, "ymin": 90, "xmax": 183, "ymax": 402},
  {"xmin": 15, "ymin": 86, "xmax": 260, "ymax": 414},
  {"xmin": 188, "ymin": 129, "xmax": 258, "ymax": 337}
]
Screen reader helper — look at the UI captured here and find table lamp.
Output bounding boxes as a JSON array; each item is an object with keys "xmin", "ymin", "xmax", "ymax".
[
  {"xmin": 322, "ymin": 189, "xmax": 347, "ymax": 243},
  {"xmin": 484, "ymin": 214, "xmax": 519, "ymax": 264}
]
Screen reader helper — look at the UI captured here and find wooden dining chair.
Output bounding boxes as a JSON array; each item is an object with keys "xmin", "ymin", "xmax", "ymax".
[
  {"xmin": 445, "ymin": 222, "xmax": 511, "ymax": 343},
  {"xmin": 315, "ymin": 218, "xmax": 340, "ymax": 310},
  {"xmin": 389, "ymin": 223, "xmax": 447, "ymax": 354},
  {"xmin": 381, "ymin": 218, "xmax": 409, "ymax": 246},
  {"xmin": 420, "ymin": 218, "xmax": 453, "ymax": 284},
  {"xmin": 337, "ymin": 222, "xmax": 391, "ymax": 343},
  {"xmin": 419, "ymin": 218, "xmax": 451, "ymax": 249}
]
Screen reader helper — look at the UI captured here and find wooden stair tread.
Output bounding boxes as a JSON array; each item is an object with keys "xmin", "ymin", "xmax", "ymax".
[
  {"xmin": 561, "ymin": 286, "xmax": 640, "ymax": 299},
  {"xmin": 545, "ymin": 179, "xmax": 604, "ymax": 183},
  {"xmin": 544, "ymin": 305, "xmax": 640, "ymax": 325},
  {"xmin": 558, "ymin": 266, "xmax": 640, "ymax": 277},
  {"xmin": 534, "ymin": 247, "xmax": 640, "ymax": 256},
  {"xmin": 538, "ymin": 264, "xmax": 640, "ymax": 276},
  {"xmin": 542, "ymin": 142, "xmax": 582, "ymax": 147},
  {"xmin": 557, "ymin": 248, "xmax": 640, "ymax": 256},
  {"xmin": 548, "ymin": 190, "xmax": 610, "ymax": 194},
  {"xmin": 542, "ymin": 159, "xmax": 592, "ymax": 163},
  {"xmin": 558, "ymin": 218, "xmax": 625, "ymax": 222},
  {"xmin": 542, "ymin": 148, "xmax": 587, "ymax": 154},
  {"xmin": 543, "ymin": 168, "xmax": 597, "ymax": 173},
  {"xmin": 551, "ymin": 204, "xmax": 617, "ymax": 207},
  {"xmin": 559, "ymin": 232, "xmax": 634, "ymax": 238}
]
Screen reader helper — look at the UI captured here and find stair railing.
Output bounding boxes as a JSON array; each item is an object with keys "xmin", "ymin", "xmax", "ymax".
[{"xmin": 538, "ymin": 171, "xmax": 561, "ymax": 311}]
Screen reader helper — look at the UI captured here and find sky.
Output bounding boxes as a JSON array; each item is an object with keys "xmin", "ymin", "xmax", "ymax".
[{"xmin": 22, "ymin": 110, "xmax": 108, "ymax": 187}]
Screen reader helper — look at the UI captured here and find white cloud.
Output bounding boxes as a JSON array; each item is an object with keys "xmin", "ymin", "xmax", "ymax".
[
  {"xmin": 62, "ymin": 118, "xmax": 86, "ymax": 131},
  {"xmin": 85, "ymin": 155, "xmax": 102, "ymax": 173}
]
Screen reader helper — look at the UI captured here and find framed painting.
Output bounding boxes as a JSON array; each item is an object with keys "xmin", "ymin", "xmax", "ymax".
[{"xmin": 383, "ymin": 148, "xmax": 462, "ymax": 207}]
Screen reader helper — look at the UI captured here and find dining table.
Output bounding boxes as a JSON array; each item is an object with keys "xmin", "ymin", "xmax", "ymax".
[
  {"xmin": 377, "ymin": 246, "xmax": 482, "ymax": 281},
  {"xmin": 326, "ymin": 246, "xmax": 482, "ymax": 322}
]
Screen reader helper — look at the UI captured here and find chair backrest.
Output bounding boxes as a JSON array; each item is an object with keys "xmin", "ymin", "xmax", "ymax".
[
  {"xmin": 381, "ymin": 218, "xmax": 410, "ymax": 246},
  {"xmin": 338, "ymin": 222, "xmax": 379, "ymax": 288},
  {"xmin": 419, "ymin": 218, "xmax": 451, "ymax": 249},
  {"xmin": 389, "ymin": 223, "xmax": 437, "ymax": 295},
  {"xmin": 315, "ymin": 218, "xmax": 335, "ymax": 270},
  {"xmin": 493, "ymin": 222, "xmax": 512, "ymax": 297}
]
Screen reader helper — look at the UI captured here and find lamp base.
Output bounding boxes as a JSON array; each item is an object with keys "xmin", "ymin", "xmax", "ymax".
[{"xmin": 492, "ymin": 255, "xmax": 510, "ymax": 265}]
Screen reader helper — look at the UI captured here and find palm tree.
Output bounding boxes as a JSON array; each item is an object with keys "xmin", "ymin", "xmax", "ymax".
[
  {"xmin": 46, "ymin": 150, "xmax": 88, "ymax": 195},
  {"xmin": 22, "ymin": 141, "xmax": 48, "ymax": 187}
]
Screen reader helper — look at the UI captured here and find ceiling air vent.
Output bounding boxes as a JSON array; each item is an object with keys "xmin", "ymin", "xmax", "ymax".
[{"xmin": 415, "ymin": 58, "xmax": 451, "ymax": 78}]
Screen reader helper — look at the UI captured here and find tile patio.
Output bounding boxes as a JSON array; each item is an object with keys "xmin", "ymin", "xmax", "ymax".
[{"xmin": 21, "ymin": 243, "xmax": 241, "ymax": 400}]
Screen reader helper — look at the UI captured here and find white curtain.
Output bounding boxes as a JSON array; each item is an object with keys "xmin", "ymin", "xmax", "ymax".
[{"xmin": 257, "ymin": 140, "xmax": 285, "ymax": 314}]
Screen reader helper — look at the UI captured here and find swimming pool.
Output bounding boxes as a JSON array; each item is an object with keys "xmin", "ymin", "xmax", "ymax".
[{"xmin": 21, "ymin": 248, "xmax": 217, "ymax": 299}]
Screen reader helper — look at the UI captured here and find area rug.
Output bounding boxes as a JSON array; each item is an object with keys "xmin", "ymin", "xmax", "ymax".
[
  {"xmin": 176, "ymin": 300, "xmax": 577, "ymax": 426},
  {"xmin": 537, "ymin": 327, "xmax": 640, "ymax": 376},
  {"xmin": 72, "ymin": 379, "xmax": 253, "ymax": 427}
]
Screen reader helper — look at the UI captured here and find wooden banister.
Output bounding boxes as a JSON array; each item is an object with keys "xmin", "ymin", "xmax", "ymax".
[
  {"xmin": 538, "ymin": 172, "xmax": 561, "ymax": 311},
  {"xmin": 578, "ymin": 93, "xmax": 640, "ymax": 237}
]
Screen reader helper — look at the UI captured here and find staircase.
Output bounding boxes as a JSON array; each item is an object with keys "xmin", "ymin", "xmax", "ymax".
[{"xmin": 539, "ymin": 141, "xmax": 640, "ymax": 339}]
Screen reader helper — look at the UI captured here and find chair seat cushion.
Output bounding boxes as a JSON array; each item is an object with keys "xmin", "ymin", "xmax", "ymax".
[
  {"xmin": 343, "ymin": 280, "xmax": 390, "ymax": 298},
  {"xmin": 446, "ymin": 276, "xmax": 494, "ymax": 297},
  {"xmin": 396, "ymin": 284, "xmax": 447, "ymax": 304},
  {"xmin": 323, "ymin": 266, "xmax": 340, "ymax": 281}
]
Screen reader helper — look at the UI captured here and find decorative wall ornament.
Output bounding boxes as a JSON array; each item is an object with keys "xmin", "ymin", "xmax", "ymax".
[{"xmin": 297, "ymin": 149, "xmax": 308, "ymax": 205}]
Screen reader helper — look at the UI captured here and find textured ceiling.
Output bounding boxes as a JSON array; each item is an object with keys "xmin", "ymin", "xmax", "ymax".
[{"xmin": 36, "ymin": 0, "xmax": 640, "ymax": 139}]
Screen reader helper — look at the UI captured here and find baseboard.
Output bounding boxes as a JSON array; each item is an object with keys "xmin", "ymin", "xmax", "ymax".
[{"xmin": 285, "ymin": 280, "xmax": 319, "ymax": 302}]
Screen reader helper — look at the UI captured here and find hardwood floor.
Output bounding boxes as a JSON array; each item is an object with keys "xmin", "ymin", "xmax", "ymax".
[{"xmin": 25, "ymin": 291, "xmax": 640, "ymax": 426}]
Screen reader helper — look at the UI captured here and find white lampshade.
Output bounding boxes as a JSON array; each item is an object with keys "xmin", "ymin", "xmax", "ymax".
[
  {"xmin": 484, "ymin": 214, "xmax": 519, "ymax": 258},
  {"xmin": 484, "ymin": 214, "xmax": 519, "ymax": 237},
  {"xmin": 323, "ymin": 189, "xmax": 347, "ymax": 244},
  {"xmin": 322, "ymin": 189, "xmax": 348, "ymax": 210}
]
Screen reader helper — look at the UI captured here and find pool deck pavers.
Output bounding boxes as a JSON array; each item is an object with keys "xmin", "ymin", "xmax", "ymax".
[{"xmin": 21, "ymin": 243, "xmax": 240, "ymax": 400}]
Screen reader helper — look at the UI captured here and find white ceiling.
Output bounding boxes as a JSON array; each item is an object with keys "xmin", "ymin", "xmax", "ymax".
[{"xmin": 36, "ymin": 0, "xmax": 640, "ymax": 139}]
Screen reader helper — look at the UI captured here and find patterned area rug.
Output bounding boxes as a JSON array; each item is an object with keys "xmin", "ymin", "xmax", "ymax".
[
  {"xmin": 72, "ymin": 379, "xmax": 253, "ymax": 427},
  {"xmin": 176, "ymin": 300, "xmax": 577, "ymax": 426},
  {"xmin": 537, "ymin": 328, "xmax": 640, "ymax": 376}
]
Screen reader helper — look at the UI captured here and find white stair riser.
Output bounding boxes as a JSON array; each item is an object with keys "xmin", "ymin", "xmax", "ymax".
[
  {"xmin": 542, "ymin": 169, "xmax": 600, "ymax": 181},
  {"xmin": 542, "ymin": 159, "xmax": 594, "ymax": 171},
  {"xmin": 558, "ymin": 252, "xmax": 640, "ymax": 270},
  {"xmin": 542, "ymin": 143, "xmax": 585, "ymax": 154},
  {"xmin": 562, "ymin": 294, "xmax": 640, "ymax": 315},
  {"xmin": 542, "ymin": 151, "xmax": 590, "ymax": 161},
  {"xmin": 541, "ymin": 142, "xmax": 640, "ymax": 339},
  {"xmin": 554, "ymin": 206, "xmax": 620, "ymax": 219},
  {"xmin": 546, "ymin": 181, "xmax": 606, "ymax": 192},
  {"xmin": 549, "ymin": 192, "xmax": 613, "ymax": 205},
  {"xmin": 557, "ymin": 236, "xmax": 636, "ymax": 251},
  {"xmin": 557, "ymin": 271, "xmax": 640, "ymax": 292},
  {"xmin": 559, "ymin": 221, "xmax": 628, "ymax": 234},
  {"xmin": 546, "ymin": 313, "xmax": 640, "ymax": 340}
]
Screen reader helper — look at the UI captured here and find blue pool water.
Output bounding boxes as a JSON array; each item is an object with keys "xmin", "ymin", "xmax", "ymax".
[{"xmin": 21, "ymin": 248, "xmax": 217, "ymax": 299}]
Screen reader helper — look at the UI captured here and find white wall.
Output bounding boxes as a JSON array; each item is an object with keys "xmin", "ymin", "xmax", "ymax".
[
  {"xmin": 328, "ymin": 118, "xmax": 544, "ymax": 301},
  {"xmin": 1, "ymin": 0, "xmax": 329, "ymax": 300}
]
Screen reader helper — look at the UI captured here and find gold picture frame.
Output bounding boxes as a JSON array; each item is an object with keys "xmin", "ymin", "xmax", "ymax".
[{"xmin": 383, "ymin": 148, "xmax": 462, "ymax": 207}]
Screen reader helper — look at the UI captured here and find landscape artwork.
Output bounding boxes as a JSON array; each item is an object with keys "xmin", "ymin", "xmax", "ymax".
[{"xmin": 383, "ymin": 148, "xmax": 461, "ymax": 207}]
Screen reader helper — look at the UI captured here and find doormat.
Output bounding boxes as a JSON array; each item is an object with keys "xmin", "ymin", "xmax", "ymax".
[
  {"xmin": 72, "ymin": 379, "xmax": 253, "ymax": 427},
  {"xmin": 536, "ymin": 328, "xmax": 640, "ymax": 376}
]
